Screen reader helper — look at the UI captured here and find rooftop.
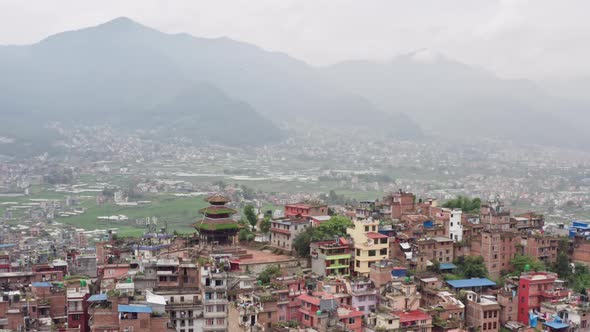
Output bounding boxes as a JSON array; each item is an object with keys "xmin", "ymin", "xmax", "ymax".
[
  {"xmin": 366, "ymin": 232, "xmax": 388, "ymax": 239},
  {"xmin": 446, "ymin": 278, "xmax": 496, "ymax": 289},
  {"xmin": 118, "ymin": 304, "xmax": 153, "ymax": 313},
  {"xmin": 394, "ymin": 310, "xmax": 431, "ymax": 323}
]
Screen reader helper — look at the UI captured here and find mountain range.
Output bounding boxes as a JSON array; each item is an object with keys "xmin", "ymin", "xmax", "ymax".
[{"xmin": 0, "ymin": 17, "xmax": 588, "ymax": 154}]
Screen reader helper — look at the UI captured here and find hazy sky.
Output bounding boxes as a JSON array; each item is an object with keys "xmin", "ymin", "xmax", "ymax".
[{"xmin": 0, "ymin": 0, "xmax": 588, "ymax": 79}]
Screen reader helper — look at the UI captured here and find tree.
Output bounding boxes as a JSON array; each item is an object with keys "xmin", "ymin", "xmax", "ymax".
[
  {"xmin": 243, "ymin": 205, "xmax": 258, "ymax": 229},
  {"xmin": 511, "ymin": 254, "xmax": 545, "ymax": 275},
  {"xmin": 292, "ymin": 215, "xmax": 353, "ymax": 257},
  {"xmin": 260, "ymin": 216, "xmax": 271, "ymax": 234},
  {"xmin": 553, "ymin": 239, "xmax": 572, "ymax": 280},
  {"xmin": 442, "ymin": 196, "xmax": 481, "ymax": 213},
  {"xmin": 239, "ymin": 228, "xmax": 254, "ymax": 242},
  {"xmin": 455, "ymin": 256, "xmax": 488, "ymax": 278},
  {"xmin": 259, "ymin": 265, "xmax": 281, "ymax": 284}
]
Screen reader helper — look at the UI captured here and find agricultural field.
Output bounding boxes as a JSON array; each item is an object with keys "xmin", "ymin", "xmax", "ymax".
[{"xmin": 55, "ymin": 194, "xmax": 209, "ymax": 237}]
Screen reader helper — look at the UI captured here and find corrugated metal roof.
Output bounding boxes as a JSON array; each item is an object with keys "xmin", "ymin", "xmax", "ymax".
[
  {"xmin": 439, "ymin": 263, "xmax": 457, "ymax": 270},
  {"xmin": 447, "ymin": 278, "xmax": 496, "ymax": 288},
  {"xmin": 118, "ymin": 305, "xmax": 152, "ymax": 313},
  {"xmin": 31, "ymin": 282, "xmax": 52, "ymax": 288},
  {"xmin": 88, "ymin": 294, "xmax": 108, "ymax": 302}
]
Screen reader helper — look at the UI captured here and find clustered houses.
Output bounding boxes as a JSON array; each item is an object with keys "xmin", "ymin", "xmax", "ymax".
[{"xmin": 4, "ymin": 193, "xmax": 590, "ymax": 332}]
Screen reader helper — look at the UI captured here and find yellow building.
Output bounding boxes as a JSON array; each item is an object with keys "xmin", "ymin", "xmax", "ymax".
[{"xmin": 347, "ymin": 219, "xmax": 389, "ymax": 276}]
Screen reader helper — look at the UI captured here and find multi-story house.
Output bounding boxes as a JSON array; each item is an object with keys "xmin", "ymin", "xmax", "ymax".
[
  {"xmin": 347, "ymin": 219, "xmax": 389, "ymax": 276},
  {"xmin": 383, "ymin": 190, "xmax": 416, "ymax": 219},
  {"xmin": 516, "ymin": 271, "xmax": 567, "ymax": 325},
  {"xmin": 394, "ymin": 309, "xmax": 432, "ymax": 332},
  {"xmin": 512, "ymin": 212, "xmax": 544, "ymax": 231},
  {"xmin": 470, "ymin": 230, "xmax": 520, "ymax": 279},
  {"xmin": 448, "ymin": 209, "xmax": 463, "ymax": 242},
  {"xmin": 414, "ymin": 236, "xmax": 454, "ymax": 271},
  {"xmin": 382, "ymin": 279, "xmax": 422, "ymax": 312},
  {"xmin": 480, "ymin": 200, "xmax": 513, "ymax": 231},
  {"xmin": 520, "ymin": 234, "xmax": 559, "ymax": 266},
  {"xmin": 284, "ymin": 202, "xmax": 328, "ymax": 220},
  {"xmin": 66, "ymin": 278, "xmax": 91, "ymax": 332},
  {"xmin": 269, "ymin": 218, "xmax": 310, "ymax": 253},
  {"xmin": 310, "ymin": 237, "xmax": 352, "ymax": 277},
  {"xmin": 200, "ymin": 265, "xmax": 228, "ymax": 331},
  {"xmin": 347, "ymin": 278, "xmax": 378, "ymax": 316},
  {"xmin": 464, "ymin": 291, "xmax": 501, "ymax": 332}
]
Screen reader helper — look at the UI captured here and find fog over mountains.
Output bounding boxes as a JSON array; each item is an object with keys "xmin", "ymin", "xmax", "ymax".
[{"xmin": 0, "ymin": 17, "xmax": 588, "ymax": 152}]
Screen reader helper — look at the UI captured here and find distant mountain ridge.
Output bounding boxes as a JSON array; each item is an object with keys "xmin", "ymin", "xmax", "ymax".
[
  {"xmin": 0, "ymin": 17, "xmax": 422, "ymax": 155},
  {"xmin": 320, "ymin": 51, "xmax": 590, "ymax": 149},
  {"xmin": 1, "ymin": 17, "xmax": 588, "ymax": 154}
]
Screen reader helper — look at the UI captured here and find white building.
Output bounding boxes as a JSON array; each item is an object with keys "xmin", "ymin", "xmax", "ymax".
[{"xmin": 449, "ymin": 209, "xmax": 463, "ymax": 242}]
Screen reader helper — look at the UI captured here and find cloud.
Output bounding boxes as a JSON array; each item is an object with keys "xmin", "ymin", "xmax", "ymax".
[{"xmin": 0, "ymin": 0, "xmax": 588, "ymax": 79}]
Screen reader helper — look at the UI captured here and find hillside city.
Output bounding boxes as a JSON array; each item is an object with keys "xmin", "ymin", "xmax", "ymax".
[
  {"xmin": 2, "ymin": 131, "xmax": 590, "ymax": 332},
  {"xmin": 1, "ymin": 5, "xmax": 590, "ymax": 332}
]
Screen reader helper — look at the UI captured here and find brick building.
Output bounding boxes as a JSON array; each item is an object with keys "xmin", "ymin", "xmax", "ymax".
[
  {"xmin": 470, "ymin": 231, "xmax": 520, "ymax": 279},
  {"xmin": 269, "ymin": 218, "xmax": 310, "ymax": 253},
  {"xmin": 464, "ymin": 291, "xmax": 501, "ymax": 332}
]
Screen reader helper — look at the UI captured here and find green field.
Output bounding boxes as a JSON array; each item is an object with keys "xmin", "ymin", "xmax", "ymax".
[{"xmin": 55, "ymin": 194, "xmax": 208, "ymax": 236}]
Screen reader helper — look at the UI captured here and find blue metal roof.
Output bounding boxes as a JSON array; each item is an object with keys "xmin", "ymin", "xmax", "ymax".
[
  {"xmin": 439, "ymin": 263, "xmax": 457, "ymax": 270},
  {"xmin": 544, "ymin": 321, "xmax": 569, "ymax": 330},
  {"xmin": 118, "ymin": 305, "xmax": 153, "ymax": 313},
  {"xmin": 446, "ymin": 278, "xmax": 496, "ymax": 288},
  {"xmin": 0, "ymin": 243, "xmax": 16, "ymax": 249},
  {"xmin": 88, "ymin": 294, "xmax": 108, "ymax": 302},
  {"xmin": 32, "ymin": 282, "xmax": 52, "ymax": 287}
]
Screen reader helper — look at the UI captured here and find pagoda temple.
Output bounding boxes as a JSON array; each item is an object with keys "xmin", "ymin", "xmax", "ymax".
[{"xmin": 193, "ymin": 195, "xmax": 240, "ymax": 245}]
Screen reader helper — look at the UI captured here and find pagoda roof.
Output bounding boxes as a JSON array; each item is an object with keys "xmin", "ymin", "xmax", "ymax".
[
  {"xmin": 205, "ymin": 195, "xmax": 230, "ymax": 204},
  {"xmin": 192, "ymin": 217, "xmax": 240, "ymax": 231},
  {"xmin": 199, "ymin": 206, "xmax": 237, "ymax": 215}
]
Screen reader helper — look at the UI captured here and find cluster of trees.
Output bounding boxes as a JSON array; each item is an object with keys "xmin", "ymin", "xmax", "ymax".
[
  {"xmin": 442, "ymin": 195, "xmax": 481, "ymax": 213},
  {"xmin": 452, "ymin": 256, "xmax": 488, "ymax": 278},
  {"xmin": 258, "ymin": 264, "xmax": 282, "ymax": 285},
  {"xmin": 293, "ymin": 216, "xmax": 353, "ymax": 257},
  {"xmin": 239, "ymin": 204, "xmax": 272, "ymax": 242}
]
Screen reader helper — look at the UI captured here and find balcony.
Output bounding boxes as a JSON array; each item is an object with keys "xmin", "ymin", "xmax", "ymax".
[
  {"xmin": 205, "ymin": 284, "xmax": 226, "ymax": 291},
  {"xmin": 203, "ymin": 298, "xmax": 228, "ymax": 305},
  {"xmin": 204, "ymin": 310, "xmax": 227, "ymax": 318},
  {"xmin": 202, "ymin": 324, "xmax": 227, "ymax": 331},
  {"xmin": 271, "ymin": 227, "xmax": 291, "ymax": 235},
  {"xmin": 541, "ymin": 290, "xmax": 569, "ymax": 299}
]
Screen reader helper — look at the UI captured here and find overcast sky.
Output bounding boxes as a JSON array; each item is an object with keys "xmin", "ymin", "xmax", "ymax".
[{"xmin": 0, "ymin": 0, "xmax": 588, "ymax": 80}]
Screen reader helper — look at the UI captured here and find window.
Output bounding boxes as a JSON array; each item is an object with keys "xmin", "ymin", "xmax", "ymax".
[
  {"xmin": 365, "ymin": 226, "xmax": 369, "ymax": 232},
  {"xmin": 216, "ymin": 318, "xmax": 224, "ymax": 325},
  {"xmin": 380, "ymin": 248, "xmax": 387, "ymax": 255},
  {"xmin": 180, "ymin": 296, "xmax": 185, "ymax": 302},
  {"xmin": 268, "ymin": 312, "xmax": 272, "ymax": 318},
  {"xmin": 368, "ymin": 250, "xmax": 376, "ymax": 257},
  {"xmin": 304, "ymin": 314, "xmax": 310, "ymax": 320},
  {"xmin": 356, "ymin": 249, "xmax": 361, "ymax": 256},
  {"xmin": 349, "ymin": 318, "xmax": 355, "ymax": 324},
  {"xmin": 356, "ymin": 261, "xmax": 360, "ymax": 268},
  {"xmin": 493, "ymin": 322, "xmax": 497, "ymax": 329}
]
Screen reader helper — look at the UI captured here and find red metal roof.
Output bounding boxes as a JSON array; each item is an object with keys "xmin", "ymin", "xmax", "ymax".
[
  {"xmin": 297, "ymin": 293, "xmax": 321, "ymax": 306},
  {"xmin": 366, "ymin": 232, "xmax": 388, "ymax": 239},
  {"xmin": 394, "ymin": 310, "xmax": 431, "ymax": 323}
]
